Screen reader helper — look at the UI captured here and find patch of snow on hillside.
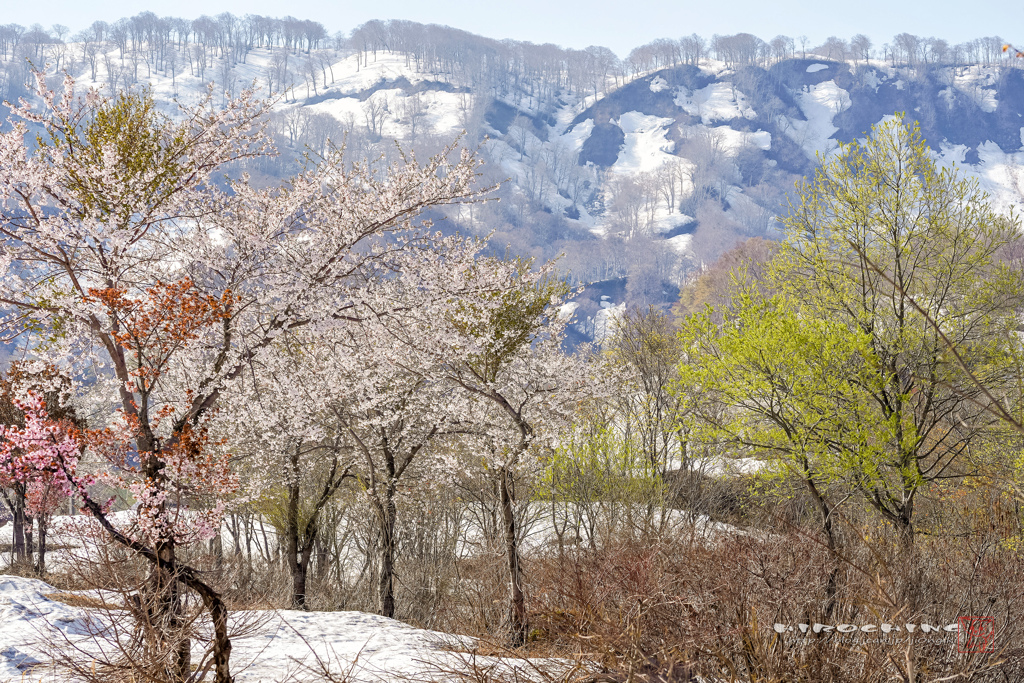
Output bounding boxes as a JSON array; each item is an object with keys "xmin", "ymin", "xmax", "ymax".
[
  {"xmin": 611, "ymin": 112, "xmax": 677, "ymax": 174},
  {"xmin": 717, "ymin": 127, "xmax": 772, "ymax": 153},
  {"xmin": 675, "ymin": 83, "xmax": 757, "ymax": 125},
  {"xmin": 666, "ymin": 234, "xmax": 693, "ymax": 254},
  {"xmin": 556, "ymin": 118, "xmax": 596, "ymax": 154},
  {"xmin": 939, "ymin": 87, "xmax": 956, "ymax": 109},
  {"xmin": 862, "ymin": 68, "xmax": 883, "ymax": 91},
  {"xmin": 949, "ymin": 66, "xmax": 1001, "ymax": 113},
  {"xmin": 426, "ymin": 92, "xmax": 470, "ymax": 135},
  {"xmin": 649, "ymin": 75, "xmax": 669, "ymax": 92},
  {"xmin": 679, "ymin": 124, "xmax": 770, "ymax": 155},
  {"xmin": 594, "ymin": 301, "xmax": 625, "ymax": 342},
  {"xmin": 806, "ymin": 63, "xmax": 829, "ymax": 73},
  {"xmin": 327, "ymin": 52, "xmax": 432, "ymax": 94},
  {"xmin": 971, "ymin": 141, "xmax": 1024, "ymax": 212},
  {"xmin": 935, "ymin": 142, "xmax": 969, "ymax": 167},
  {"xmin": 935, "ymin": 140, "xmax": 1024, "ymax": 213},
  {"xmin": 977, "ymin": 88, "xmax": 999, "ymax": 113},
  {"xmin": 305, "ymin": 96, "xmax": 365, "ymax": 125},
  {"xmin": 784, "ymin": 81, "xmax": 850, "ymax": 159}
]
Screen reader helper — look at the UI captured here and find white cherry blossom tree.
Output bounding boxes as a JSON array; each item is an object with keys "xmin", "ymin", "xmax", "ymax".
[{"xmin": 0, "ymin": 72, "xmax": 487, "ymax": 681}]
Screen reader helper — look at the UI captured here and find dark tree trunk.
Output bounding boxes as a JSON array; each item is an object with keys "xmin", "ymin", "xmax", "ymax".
[
  {"xmin": 376, "ymin": 487, "xmax": 397, "ymax": 619},
  {"xmin": 138, "ymin": 436, "xmax": 192, "ymax": 682},
  {"xmin": 35, "ymin": 515, "xmax": 47, "ymax": 576},
  {"xmin": 210, "ymin": 525, "xmax": 223, "ymax": 568},
  {"xmin": 23, "ymin": 511, "xmax": 33, "ymax": 568},
  {"xmin": 3, "ymin": 486, "xmax": 30, "ymax": 566},
  {"xmin": 285, "ymin": 452, "xmax": 305, "ymax": 609},
  {"xmin": 285, "ymin": 445, "xmax": 346, "ymax": 610},
  {"xmin": 803, "ymin": 473, "xmax": 839, "ymax": 619},
  {"xmin": 77, "ymin": 473, "xmax": 231, "ymax": 683},
  {"xmin": 314, "ymin": 535, "xmax": 329, "ymax": 580},
  {"xmin": 151, "ymin": 537, "xmax": 191, "ymax": 682},
  {"xmin": 498, "ymin": 466, "xmax": 527, "ymax": 646},
  {"xmin": 10, "ymin": 491, "xmax": 26, "ymax": 564}
]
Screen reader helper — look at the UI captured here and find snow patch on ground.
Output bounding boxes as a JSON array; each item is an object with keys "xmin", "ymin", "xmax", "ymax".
[
  {"xmin": 555, "ymin": 118, "xmax": 596, "ymax": 154},
  {"xmin": 949, "ymin": 65, "xmax": 1002, "ymax": 113},
  {"xmin": 935, "ymin": 141, "xmax": 1024, "ymax": 213},
  {"xmin": 649, "ymin": 75, "xmax": 669, "ymax": 92},
  {"xmin": 806, "ymin": 63, "xmax": 829, "ymax": 73},
  {"xmin": 675, "ymin": 83, "xmax": 757, "ymax": 125},
  {"xmin": 0, "ymin": 576, "xmax": 563, "ymax": 683},
  {"xmin": 976, "ymin": 88, "xmax": 999, "ymax": 113},
  {"xmin": 862, "ymin": 68, "xmax": 883, "ymax": 91},
  {"xmin": 666, "ymin": 234, "xmax": 693, "ymax": 254},
  {"xmin": 679, "ymin": 124, "xmax": 770, "ymax": 155},
  {"xmin": 611, "ymin": 112, "xmax": 677, "ymax": 174},
  {"xmin": 972, "ymin": 141, "xmax": 1024, "ymax": 212},
  {"xmin": 783, "ymin": 81, "xmax": 850, "ymax": 159},
  {"xmin": 303, "ymin": 87, "xmax": 466, "ymax": 140},
  {"xmin": 593, "ymin": 301, "xmax": 626, "ymax": 342},
  {"xmin": 327, "ymin": 52, "xmax": 433, "ymax": 94}
]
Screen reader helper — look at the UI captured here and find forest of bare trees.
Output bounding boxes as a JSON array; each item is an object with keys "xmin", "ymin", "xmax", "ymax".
[
  {"xmin": 0, "ymin": 13, "xmax": 1014, "ymax": 107},
  {"xmin": 0, "ymin": 13, "xmax": 1019, "ymax": 321}
]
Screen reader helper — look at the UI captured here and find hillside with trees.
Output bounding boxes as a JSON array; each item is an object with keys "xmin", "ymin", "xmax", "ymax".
[
  {"xmin": 0, "ymin": 14, "xmax": 1022, "ymax": 683},
  {"xmin": 2, "ymin": 17, "xmax": 1024, "ymax": 338}
]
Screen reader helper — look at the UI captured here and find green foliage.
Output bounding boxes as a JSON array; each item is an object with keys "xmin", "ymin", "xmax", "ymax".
[
  {"xmin": 541, "ymin": 421, "xmax": 662, "ymax": 506},
  {"xmin": 679, "ymin": 290, "xmax": 878, "ymax": 489},
  {"xmin": 37, "ymin": 87, "xmax": 191, "ymax": 224},
  {"xmin": 455, "ymin": 257, "xmax": 569, "ymax": 382},
  {"xmin": 677, "ymin": 114, "xmax": 1024, "ymax": 539}
]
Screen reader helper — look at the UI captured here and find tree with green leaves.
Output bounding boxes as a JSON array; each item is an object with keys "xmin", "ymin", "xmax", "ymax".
[
  {"xmin": 541, "ymin": 414, "xmax": 664, "ymax": 552},
  {"xmin": 679, "ymin": 114, "xmax": 1023, "ymax": 547},
  {"xmin": 679, "ymin": 289, "xmax": 877, "ymax": 613}
]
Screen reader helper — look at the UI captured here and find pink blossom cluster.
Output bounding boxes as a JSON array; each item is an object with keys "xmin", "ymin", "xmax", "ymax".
[{"xmin": 0, "ymin": 393, "xmax": 85, "ymax": 517}]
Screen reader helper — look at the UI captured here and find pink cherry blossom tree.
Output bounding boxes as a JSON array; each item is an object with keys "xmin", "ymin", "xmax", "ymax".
[{"xmin": 0, "ymin": 361, "xmax": 81, "ymax": 574}]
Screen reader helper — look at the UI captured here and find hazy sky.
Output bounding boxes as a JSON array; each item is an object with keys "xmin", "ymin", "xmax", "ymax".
[{"xmin": 5, "ymin": 0, "xmax": 1021, "ymax": 58}]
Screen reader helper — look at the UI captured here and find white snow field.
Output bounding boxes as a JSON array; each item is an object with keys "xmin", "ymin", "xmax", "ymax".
[{"xmin": 0, "ymin": 575, "xmax": 571, "ymax": 682}]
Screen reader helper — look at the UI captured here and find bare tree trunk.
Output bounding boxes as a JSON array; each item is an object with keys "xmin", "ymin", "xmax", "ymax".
[
  {"xmin": 375, "ymin": 487, "xmax": 397, "ymax": 619},
  {"xmin": 140, "ymin": 438, "xmax": 191, "ymax": 682},
  {"xmin": 498, "ymin": 466, "xmax": 527, "ymax": 646},
  {"xmin": 285, "ymin": 449, "xmax": 305, "ymax": 609},
  {"xmin": 7, "ymin": 488, "xmax": 27, "ymax": 565},
  {"xmin": 35, "ymin": 515, "xmax": 47, "ymax": 576},
  {"xmin": 77, "ymin": 481, "xmax": 232, "ymax": 683},
  {"xmin": 803, "ymin": 472, "xmax": 839, "ymax": 620},
  {"xmin": 286, "ymin": 446, "xmax": 349, "ymax": 610},
  {"xmin": 151, "ymin": 538, "xmax": 191, "ymax": 682},
  {"xmin": 210, "ymin": 525, "xmax": 223, "ymax": 569},
  {"xmin": 23, "ymin": 511, "xmax": 33, "ymax": 569},
  {"xmin": 314, "ymin": 535, "xmax": 329, "ymax": 579}
]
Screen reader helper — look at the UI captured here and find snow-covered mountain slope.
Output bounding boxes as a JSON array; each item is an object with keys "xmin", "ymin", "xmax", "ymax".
[{"xmin": 6, "ymin": 38, "xmax": 1024, "ymax": 334}]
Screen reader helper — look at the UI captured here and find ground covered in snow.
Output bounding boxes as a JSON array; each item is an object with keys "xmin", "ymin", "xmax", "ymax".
[{"xmin": 0, "ymin": 575, "xmax": 565, "ymax": 682}]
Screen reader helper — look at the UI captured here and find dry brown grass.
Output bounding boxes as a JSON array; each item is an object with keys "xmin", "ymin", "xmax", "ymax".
[{"xmin": 43, "ymin": 591, "xmax": 109, "ymax": 610}]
